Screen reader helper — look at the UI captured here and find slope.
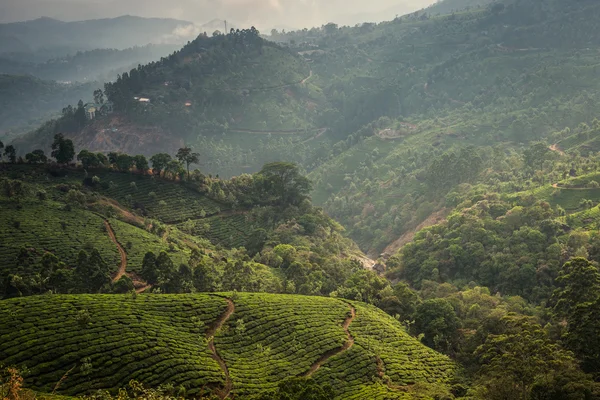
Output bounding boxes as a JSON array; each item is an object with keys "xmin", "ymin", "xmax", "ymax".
[
  {"xmin": 15, "ymin": 28, "xmax": 322, "ymax": 161},
  {"xmin": 0, "ymin": 162, "xmax": 368, "ymax": 299},
  {"xmin": 0, "ymin": 293, "xmax": 456, "ymax": 399}
]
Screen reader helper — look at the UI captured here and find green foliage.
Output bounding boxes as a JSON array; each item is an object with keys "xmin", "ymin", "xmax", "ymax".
[
  {"xmin": 51, "ymin": 133, "xmax": 75, "ymax": 164},
  {"xmin": 414, "ymin": 299, "xmax": 460, "ymax": 353},
  {"xmin": 473, "ymin": 314, "xmax": 587, "ymax": 400},
  {"xmin": 255, "ymin": 162, "xmax": 312, "ymax": 207}
]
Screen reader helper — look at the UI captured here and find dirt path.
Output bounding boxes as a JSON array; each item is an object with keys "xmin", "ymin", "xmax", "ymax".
[
  {"xmin": 135, "ymin": 284, "xmax": 152, "ymax": 294},
  {"xmin": 301, "ymin": 70, "xmax": 313, "ymax": 84},
  {"xmin": 549, "ymin": 143, "xmax": 565, "ymax": 156},
  {"xmin": 301, "ymin": 128, "xmax": 328, "ymax": 144},
  {"xmin": 380, "ymin": 209, "xmax": 447, "ymax": 257},
  {"xmin": 303, "ymin": 304, "xmax": 356, "ymax": 377},
  {"xmin": 206, "ymin": 298, "xmax": 235, "ymax": 399},
  {"xmin": 352, "ymin": 254, "xmax": 376, "ymax": 270},
  {"xmin": 104, "ymin": 220, "xmax": 127, "ymax": 283},
  {"xmin": 162, "ymin": 226, "xmax": 170, "ymax": 243}
]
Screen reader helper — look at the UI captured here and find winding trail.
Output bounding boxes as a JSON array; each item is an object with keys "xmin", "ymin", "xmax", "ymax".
[
  {"xmin": 550, "ymin": 143, "xmax": 565, "ymax": 156},
  {"xmin": 302, "ymin": 304, "xmax": 356, "ymax": 377},
  {"xmin": 135, "ymin": 284, "xmax": 152, "ymax": 294},
  {"xmin": 206, "ymin": 298, "xmax": 235, "ymax": 399},
  {"xmin": 301, "ymin": 69, "xmax": 313, "ymax": 84},
  {"xmin": 104, "ymin": 220, "xmax": 127, "ymax": 283}
]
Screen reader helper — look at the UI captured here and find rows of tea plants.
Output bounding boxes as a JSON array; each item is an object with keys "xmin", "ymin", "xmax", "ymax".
[
  {"xmin": 94, "ymin": 172, "xmax": 226, "ymax": 223},
  {"xmin": 311, "ymin": 302, "xmax": 455, "ymax": 399},
  {"xmin": 214, "ymin": 293, "xmax": 351, "ymax": 398},
  {"xmin": 349, "ymin": 303, "xmax": 456, "ymax": 386},
  {"xmin": 108, "ymin": 219, "xmax": 189, "ymax": 273},
  {"xmin": 0, "ymin": 294, "xmax": 229, "ymax": 396},
  {"xmin": 0, "ymin": 200, "xmax": 120, "ymax": 274},
  {"xmin": 201, "ymin": 214, "xmax": 254, "ymax": 248}
]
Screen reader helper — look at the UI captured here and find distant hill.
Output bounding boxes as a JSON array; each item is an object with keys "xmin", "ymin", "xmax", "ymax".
[
  {"xmin": 14, "ymin": 28, "xmax": 320, "ymax": 168},
  {"xmin": 0, "ymin": 16, "xmax": 196, "ymax": 61},
  {"xmin": 0, "ymin": 74, "xmax": 95, "ymax": 138},
  {"xmin": 425, "ymin": 0, "xmax": 496, "ymax": 15},
  {"xmin": 0, "ymin": 44, "xmax": 181, "ymax": 82}
]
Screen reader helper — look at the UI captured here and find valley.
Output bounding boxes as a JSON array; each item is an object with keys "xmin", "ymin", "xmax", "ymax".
[{"xmin": 3, "ymin": 0, "xmax": 600, "ymax": 399}]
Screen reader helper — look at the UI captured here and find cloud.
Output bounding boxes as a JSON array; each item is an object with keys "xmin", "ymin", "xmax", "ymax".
[{"xmin": 0, "ymin": 0, "xmax": 436, "ymax": 29}]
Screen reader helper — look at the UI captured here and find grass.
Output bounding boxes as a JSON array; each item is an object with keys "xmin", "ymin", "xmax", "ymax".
[{"xmin": 0, "ymin": 293, "xmax": 455, "ymax": 399}]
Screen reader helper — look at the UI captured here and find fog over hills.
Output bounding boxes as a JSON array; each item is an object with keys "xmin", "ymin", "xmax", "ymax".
[{"xmin": 1, "ymin": 0, "xmax": 437, "ymax": 29}]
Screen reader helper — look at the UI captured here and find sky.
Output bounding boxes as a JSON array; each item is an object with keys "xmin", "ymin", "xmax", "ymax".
[{"xmin": 0, "ymin": 0, "xmax": 437, "ymax": 30}]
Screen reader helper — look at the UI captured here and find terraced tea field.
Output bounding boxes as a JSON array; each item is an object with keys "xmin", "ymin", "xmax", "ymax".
[
  {"xmin": 96, "ymin": 172, "xmax": 226, "ymax": 223},
  {"xmin": 0, "ymin": 201, "xmax": 120, "ymax": 274},
  {"xmin": 188, "ymin": 213, "xmax": 254, "ymax": 248},
  {"xmin": 0, "ymin": 293, "xmax": 455, "ymax": 399},
  {"xmin": 4, "ymin": 165, "xmax": 227, "ymax": 223},
  {"xmin": 108, "ymin": 218, "xmax": 189, "ymax": 273}
]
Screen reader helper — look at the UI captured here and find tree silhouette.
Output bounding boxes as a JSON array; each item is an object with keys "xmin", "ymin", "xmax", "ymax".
[{"xmin": 176, "ymin": 147, "xmax": 200, "ymax": 179}]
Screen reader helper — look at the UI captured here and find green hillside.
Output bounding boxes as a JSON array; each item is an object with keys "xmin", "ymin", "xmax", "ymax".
[
  {"xmin": 0, "ymin": 159, "xmax": 371, "ymax": 300},
  {"xmin": 0, "ymin": 293, "xmax": 456, "ymax": 399}
]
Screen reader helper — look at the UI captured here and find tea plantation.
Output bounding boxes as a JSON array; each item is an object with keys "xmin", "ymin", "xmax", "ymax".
[
  {"xmin": 0, "ymin": 200, "xmax": 120, "ymax": 275},
  {"xmin": 0, "ymin": 293, "xmax": 455, "ymax": 399}
]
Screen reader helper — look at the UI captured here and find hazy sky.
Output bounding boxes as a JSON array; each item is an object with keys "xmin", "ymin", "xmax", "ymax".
[{"xmin": 0, "ymin": 0, "xmax": 437, "ymax": 30}]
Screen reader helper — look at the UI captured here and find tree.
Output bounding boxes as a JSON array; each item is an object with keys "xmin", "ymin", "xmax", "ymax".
[
  {"xmin": 74, "ymin": 100, "xmax": 87, "ymax": 127},
  {"xmin": 107, "ymin": 152, "xmax": 119, "ymax": 166},
  {"xmin": 256, "ymin": 162, "xmax": 312, "ymax": 206},
  {"xmin": 176, "ymin": 147, "xmax": 200, "ymax": 179},
  {"xmin": 524, "ymin": 142, "xmax": 550, "ymax": 172},
  {"xmin": 25, "ymin": 149, "xmax": 47, "ymax": 164},
  {"xmin": 4, "ymin": 145, "xmax": 16, "ymax": 163},
  {"xmin": 0, "ymin": 140, "xmax": 3, "ymax": 162},
  {"xmin": 93, "ymin": 89, "xmax": 104, "ymax": 104},
  {"xmin": 96, "ymin": 153, "xmax": 108, "ymax": 166},
  {"xmin": 75, "ymin": 249, "xmax": 111, "ymax": 292},
  {"xmin": 414, "ymin": 298, "xmax": 460, "ymax": 352},
  {"xmin": 165, "ymin": 160, "xmax": 185, "ymax": 180},
  {"xmin": 474, "ymin": 315, "xmax": 581, "ymax": 400},
  {"xmin": 77, "ymin": 150, "xmax": 99, "ymax": 169},
  {"xmin": 51, "ymin": 134, "xmax": 75, "ymax": 164},
  {"xmin": 155, "ymin": 251, "xmax": 177, "ymax": 292},
  {"xmin": 150, "ymin": 153, "xmax": 172, "ymax": 176},
  {"xmin": 115, "ymin": 154, "xmax": 133, "ymax": 172},
  {"xmin": 141, "ymin": 252, "xmax": 158, "ymax": 285},
  {"xmin": 553, "ymin": 257, "xmax": 600, "ymax": 317},
  {"xmin": 133, "ymin": 155, "xmax": 149, "ymax": 173}
]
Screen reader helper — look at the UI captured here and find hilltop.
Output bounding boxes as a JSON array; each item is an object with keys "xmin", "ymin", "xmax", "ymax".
[
  {"xmin": 14, "ymin": 28, "xmax": 320, "ymax": 163},
  {"xmin": 0, "ymin": 293, "xmax": 456, "ymax": 399}
]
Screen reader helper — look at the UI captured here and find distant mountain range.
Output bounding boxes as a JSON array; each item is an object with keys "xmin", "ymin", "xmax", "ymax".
[{"xmin": 0, "ymin": 15, "xmax": 197, "ymax": 60}]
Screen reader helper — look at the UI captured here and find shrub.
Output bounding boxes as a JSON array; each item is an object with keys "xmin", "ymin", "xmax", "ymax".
[{"xmin": 36, "ymin": 190, "xmax": 47, "ymax": 201}]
